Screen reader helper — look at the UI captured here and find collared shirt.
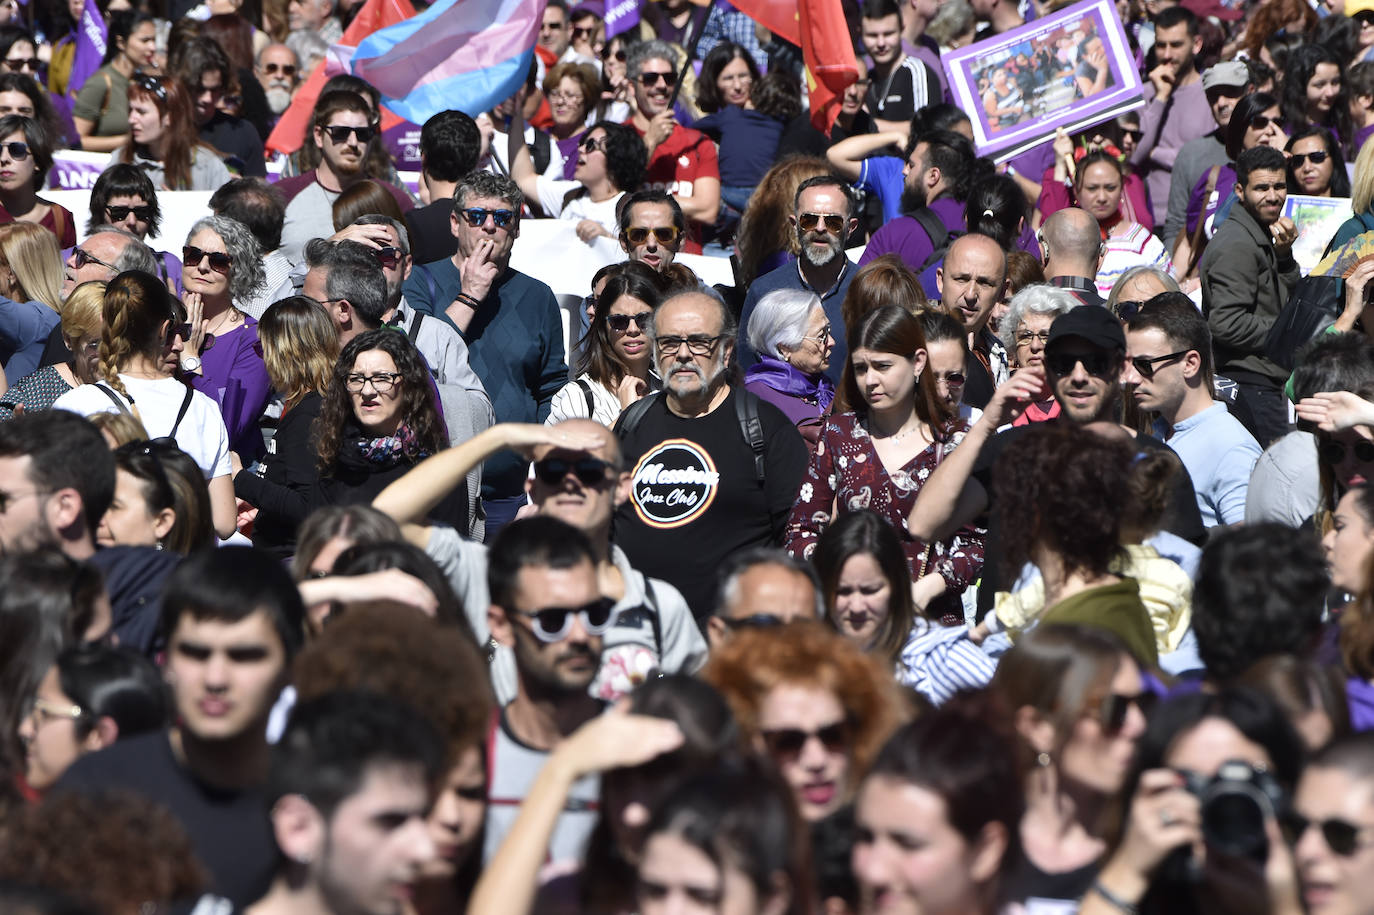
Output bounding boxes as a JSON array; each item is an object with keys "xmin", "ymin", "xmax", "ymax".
[
  {"xmin": 1156, "ymin": 401, "xmax": 1261, "ymax": 527},
  {"xmin": 1050, "ymin": 274, "xmax": 1107, "ymax": 308}
]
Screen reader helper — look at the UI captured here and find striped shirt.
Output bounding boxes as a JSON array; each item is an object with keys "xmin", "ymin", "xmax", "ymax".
[
  {"xmin": 1095, "ymin": 222, "xmax": 1174, "ymax": 298},
  {"xmin": 898, "ymin": 618, "xmax": 998, "ymax": 706}
]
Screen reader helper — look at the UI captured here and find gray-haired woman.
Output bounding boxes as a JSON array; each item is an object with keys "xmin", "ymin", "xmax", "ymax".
[
  {"xmin": 999, "ymin": 283, "xmax": 1079, "ymax": 426},
  {"xmin": 181, "ymin": 214, "xmax": 271, "ymax": 459},
  {"xmin": 743, "ymin": 288, "xmax": 835, "ymax": 444}
]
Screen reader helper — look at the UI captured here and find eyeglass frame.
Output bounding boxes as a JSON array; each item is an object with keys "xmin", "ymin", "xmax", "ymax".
[
  {"xmin": 344, "ymin": 372, "xmax": 404, "ymax": 394},
  {"xmin": 509, "ymin": 597, "xmax": 619, "ymax": 643},
  {"xmin": 71, "ymin": 246, "xmax": 117, "ymax": 272},
  {"xmin": 655, "ymin": 334, "xmax": 729, "ymax": 357},
  {"xmin": 27, "ymin": 696, "xmax": 86, "ymax": 727},
  {"xmin": 1129, "ymin": 350, "xmax": 1190, "ymax": 380}
]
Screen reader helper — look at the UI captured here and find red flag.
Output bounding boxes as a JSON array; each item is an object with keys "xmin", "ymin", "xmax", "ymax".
[
  {"xmin": 733, "ymin": 0, "xmax": 856, "ymax": 134},
  {"xmin": 732, "ymin": 0, "xmax": 799, "ymax": 45},
  {"xmin": 266, "ymin": 0, "xmax": 416, "ymax": 156}
]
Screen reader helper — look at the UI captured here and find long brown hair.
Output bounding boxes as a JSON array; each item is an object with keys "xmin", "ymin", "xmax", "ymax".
[
  {"xmin": 1340, "ymin": 485, "xmax": 1374, "ymax": 678},
  {"xmin": 98, "ymin": 270, "xmax": 176, "ymax": 407},
  {"xmin": 118, "ymin": 76, "xmax": 215, "ymax": 191},
  {"xmin": 735, "ymin": 155, "xmax": 829, "ymax": 286},
  {"xmin": 841, "ymin": 305, "xmax": 950, "ymax": 436},
  {"xmin": 259, "ymin": 296, "xmax": 338, "ymax": 410},
  {"xmin": 577, "ymin": 261, "xmax": 664, "ymax": 389}
]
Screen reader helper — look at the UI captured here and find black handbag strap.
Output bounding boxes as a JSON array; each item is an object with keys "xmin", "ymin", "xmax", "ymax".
[
  {"xmin": 167, "ymin": 383, "xmax": 194, "ymax": 440},
  {"xmin": 93, "ymin": 382, "xmax": 135, "ymax": 416}
]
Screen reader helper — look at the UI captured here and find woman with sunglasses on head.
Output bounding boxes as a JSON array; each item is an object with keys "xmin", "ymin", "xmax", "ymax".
[
  {"xmin": 0, "ymin": 279, "xmax": 104, "ymax": 420},
  {"xmin": 52, "ymin": 270, "xmax": 238, "ymax": 540},
  {"xmin": 108, "ymin": 75, "xmax": 233, "ymax": 192},
  {"xmin": 0, "ymin": 115, "xmax": 73, "ymax": 249},
  {"xmin": 1286, "ymin": 127, "xmax": 1350, "ymax": 199},
  {"xmin": 786, "ymin": 306, "xmax": 986, "ymax": 623},
  {"xmin": 704, "ymin": 621, "xmax": 907, "ymax": 827},
  {"xmin": 0, "ymin": 222, "xmax": 63, "ymax": 386},
  {"xmin": 71, "ymin": 10, "xmax": 159, "ymax": 153},
  {"xmin": 988, "ymin": 624, "xmax": 1149, "ymax": 911},
  {"xmin": 99, "ymin": 438, "xmax": 215, "ymax": 553},
  {"xmin": 548, "ymin": 262, "xmax": 663, "ymax": 426},
  {"xmin": 744, "ymin": 288, "xmax": 835, "ymax": 447},
  {"xmin": 86, "ymin": 164, "xmax": 183, "ymax": 294},
  {"xmin": 179, "ymin": 214, "xmax": 271, "ymax": 461}
]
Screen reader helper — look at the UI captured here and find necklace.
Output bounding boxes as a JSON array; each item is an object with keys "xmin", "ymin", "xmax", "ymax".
[
  {"xmin": 204, "ymin": 307, "xmax": 242, "ymax": 336},
  {"xmin": 874, "ymin": 417, "xmax": 925, "ymax": 444}
]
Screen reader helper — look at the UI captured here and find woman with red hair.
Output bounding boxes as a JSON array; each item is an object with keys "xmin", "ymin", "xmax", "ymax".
[{"xmin": 107, "ymin": 74, "xmax": 232, "ymax": 191}]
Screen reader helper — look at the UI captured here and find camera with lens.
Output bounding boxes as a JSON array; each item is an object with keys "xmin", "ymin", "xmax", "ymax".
[{"xmin": 1179, "ymin": 759, "xmax": 1286, "ymax": 862}]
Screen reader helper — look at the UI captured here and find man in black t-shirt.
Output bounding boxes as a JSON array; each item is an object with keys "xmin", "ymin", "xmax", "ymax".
[
  {"xmin": 860, "ymin": 0, "xmax": 941, "ymax": 134},
  {"xmin": 613, "ymin": 291, "xmax": 809, "ymax": 618}
]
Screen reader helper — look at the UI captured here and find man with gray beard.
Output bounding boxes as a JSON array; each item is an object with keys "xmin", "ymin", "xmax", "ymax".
[
  {"xmin": 734, "ymin": 175, "xmax": 859, "ymax": 384},
  {"xmin": 255, "ymin": 44, "xmax": 299, "ymax": 122}
]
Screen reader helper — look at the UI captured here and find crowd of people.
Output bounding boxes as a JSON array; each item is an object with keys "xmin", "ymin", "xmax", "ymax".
[{"xmin": 4, "ymin": 0, "xmax": 1374, "ymax": 912}]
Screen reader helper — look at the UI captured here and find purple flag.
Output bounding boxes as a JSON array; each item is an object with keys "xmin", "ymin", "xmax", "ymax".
[
  {"xmin": 68, "ymin": 0, "xmax": 107, "ymax": 101},
  {"xmin": 603, "ymin": 0, "xmax": 640, "ymax": 38}
]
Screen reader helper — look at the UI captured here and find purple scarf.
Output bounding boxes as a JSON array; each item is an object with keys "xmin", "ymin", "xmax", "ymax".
[{"xmin": 744, "ymin": 356, "xmax": 835, "ymax": 412}]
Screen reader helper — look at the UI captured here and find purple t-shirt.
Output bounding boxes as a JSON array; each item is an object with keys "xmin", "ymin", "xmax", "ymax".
[
  {"xmin": 858, "ymin": 195, "xmax": 965, "ymax": 275},
  {"xmin": 191, "ymin": 316, "xmax": 271, "ymax": 461}
]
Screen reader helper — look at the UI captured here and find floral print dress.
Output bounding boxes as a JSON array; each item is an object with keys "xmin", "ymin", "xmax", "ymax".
[{"xmin": 784, "ymin": 412, "xmax": 987, "ymax": 620}]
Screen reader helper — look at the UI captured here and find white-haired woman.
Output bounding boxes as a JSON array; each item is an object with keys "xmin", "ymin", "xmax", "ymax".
[
  {"xmin": 743, "ymin": 289, "xmax": 835, "ymax": 444},
  {"xmin": 180, "ymin": 214, "xmax": 271, "ymax": 460},
  {"xmin": 1105, "ymin": 264, "xmax": 1179, "ymax": 324},
  {"xmin": 999, "ymin": 284, "xmax": 1079, "ymax": 426}
]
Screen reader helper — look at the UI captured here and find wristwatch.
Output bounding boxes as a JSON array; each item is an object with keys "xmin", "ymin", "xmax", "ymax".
[{"xmin": 180, "ymin": 355, "xmax": 202, "ymax": 374}]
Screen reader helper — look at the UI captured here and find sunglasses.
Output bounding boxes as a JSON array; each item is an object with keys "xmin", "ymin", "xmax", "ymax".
[
  {"xmin": 606, "ymin": 311, "xmax": 652, "ymax": 333},
  {"xmin": 1098, "ymin": 692, "xmax": 1154, "ymax": 733},
  {"xmin": 1282, "ymin": 813, "xmax": 1374, "ymax": 856},
  {"xmin": 1290, "ymin": 150, "xmax": 1330, "ymax": 167},
  {"xmin": 799, "ymin": 212, "xmax": 845, "ymax": 233},
  {"xmin": 372, "ymin": 245, "xmax": 403, "ymax": 269},
  {"xmin": 166, "ymin": 322, "xmax": 215, "ymax": 351},
  {"xmin": 572, "ymin": 26, "xmax": 596, "ymax": 38},
  {"xmin": 532, "ymin": 455, "xmax": 613, "ymax": 487},
  {"xmin": 760, "ymin": 722, "xmax": 849, "ymax": 760},
  {"xmin": 623, "ymin": 225, "xmax": 680, "ymax": 246},
  {"xmin": 1114, "ymin": 299, "xmax": 1146, "ymax": 322},
  {"xmin": 1249, "ymin": 114, "xmax": 1279, "ymax": 131},
  {"xmin": 322, "ymin": 124, "xmax": 375, "ymax": 144},
  {"xmin": 1045, "ymin": 350, "xmax": 1117, "ymax": 378},
  {"xmin": 261, "ymin": 62, "xmax": 297, "ymax": 77},
  {"xmin": 514, "ymin": 597, "xmax": 618, "ymax": 643},
  {"xmin": 602, "ymin": 47, "xmax": 627, "ymax": 62},
  {"xmin": 580, "ymin": 135, "xmax": 607, "ymax": 153},
  {"xmin": 106, "ymin": 204, "xmax": 153, "ymax": 222},
  {"xmin": 720, "ymin": 613, "xmax": 786, "ymax": 630},
  {"xmin": 0, "ymin": 141, "xmax": 28, "ymax": 161},
  {"xmin": 3, "ymin": 57, "xmax": 39, "ymax": 72},
  {"xmin": 182, "ymin": 245, "xmax": 233, "ymax": 274},
  {"xmin": 933, "ymin": 371, "xmax": 966, "ymax": 386},
  {"xmin": 1130, "ymin": 350, "xmax": 1189, "ymax": 380},
  {"xmin": 637, "ymin": 70, "xmax": 678, "ymax": 87},
  {"xmin": 460, "ymin": 207, "xmax": 515, "ymax": 228},
  {"xmin": 133, "ymin": 73, "xmax": 167, "ymax": 100},
  {"xmin": 1320, "ymin": 438, "xmax": 1374, "ymax": 465},
  {"xmin": 71, "ymin": 246, "xmax": 116, "ymax": 271}
]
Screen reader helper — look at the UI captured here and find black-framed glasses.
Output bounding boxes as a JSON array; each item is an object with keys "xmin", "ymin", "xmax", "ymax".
[
  {"xmin": 372, "ymin": 245, "xmax": 403, "ymax": 269},
  {"xmin": 261, "ymin": 62, "xmax": 297, "ymax": 77},
  {"xmin": 657, "ymin": 334, "xmax": 726, "ymax": 356},
  {"xmin": 345, "ymin": 372, "xmax": 403, "ymax": 393},
  {"xmin": 1015, "ymin": 330, "xmax": 1051, "ymax": 347},
  {"xmin": 533, "ymin": 456, "xmax": 614, "ymax": 487},
  {"xmin": 1130, "ymin": 350, "xmax": 1189, "ymax": 380},
  {"xmin": 166, "ymin": 322, "xmax": 215, "ymax": 352},
  {"xmin": 71, "ymin": 246, "xmax": 116, "ymax": 271},
  {"xmin": 760, "ymin": 722, "xmax": 849, "ymax": 760},
  {"xmin": 602, "ymin": 47, "xmax": 626, "ymax": 62},
  {"xmin": 1319, "ymin": 438, "xmax": 1374, "ymax": 465},
  {"xmin": 106, "ymin": 204, "xmax": 153, "ymax": 222},
  {"xmin": 0, "ymin": 141, "xmax": 29, "ymax": 161},
  {"xmin": 1045, "ymin": 350, "xmax": 1117, "ymax": 378},
  {"xmin": 623, "ymin": 225, "xmax": 680, "ymax": 246},
  {"xmin": 460, "ymin": 207, "xmax": 515, "ymax": 228},
  {"xmin": 799, "ymin": 212, "xmax": 845, "ymax": 233},
  {"xmin": 322, "ymin": 124, "xmax": 375, "ymax": 144},
  {"xmin": 1290, "ymin": 150, "xmax": 1330, "ymax": 167},
  {"xmin": 1282, "ymin": 812, "xmax": 1374, "ymax": 856},
  {"xmin": 606, "ymin": 311, "xmax": 651, "ymax": 333},
  {"xmin": 572, "ymin": 26, "xmax": 596, "ymax": 39},
  {"xmin": 182, "ymin": 245, "xmax": 233, "ymax": 274},
  {"xmin": 1098, "ymin": 691, "xmax": 1154, "ymax": 733},
  {"xmin": 580, "ymin": 135, "xmax": 607, "ymax": 153},
  {"xmin": 1114, "ymin": 299, "xmax": 1146, "ymax": 322},
  {"xmin": 1249, "ymin": 114, "xmax": 1279, "ymax": 131},
  {"xmin": 637, "ymin": 70, "xmax": 678, "ymax": 87},
  {"xmin": 2, "ymin": 57, "xmax": 39, "ymax": 73},
  {"xmin": 513, "ymin": 597, "xmax": 618, "ymax": 643}
]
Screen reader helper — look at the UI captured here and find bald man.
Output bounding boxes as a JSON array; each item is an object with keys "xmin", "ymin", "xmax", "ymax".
[
  {"xmin": 937, "ymin": 232, "xmax": 1010, "ymax": 409},
  {"xmin": 372, "ymin": 419, "xmax": 707, "ymax": 704},
  {"xmin": 1037, "ymin": 208, "xmax": 1107, "ymax": 307}
]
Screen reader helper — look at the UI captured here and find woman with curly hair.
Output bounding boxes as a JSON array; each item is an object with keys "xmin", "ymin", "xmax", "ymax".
[
  {"xmin": 735, "ymin": 155, "xmax": 831, "ymax": 286},
  {"xmin": 786, "ymin": 306, "xmax": 986, "ymax": 622},
  {"xmin": 180, "ymin": 214, "xmax": 271, "ymax": 459},
  {"xmin": 312, "ymin": 328, "xmax": 466, "ymax": 530},
  {"xmin": 1279, "ymin": 44, "xmax": 1350, "ymax": 152},
  {"xmin": 702, "ymin": 620, "xmax": 907, "ymax": 825},
  {"xmin": 232, "ymin": 296, "xmax": 339, "ymax": 558},
  {"xmin": 108, "ymin": 74, "xmax": 233, "ymax": 191}
]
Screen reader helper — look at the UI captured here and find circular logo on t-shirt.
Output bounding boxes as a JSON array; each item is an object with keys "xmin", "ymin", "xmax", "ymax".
[{"xmin": 630, "ymin": 438, "xmax": 720, "ymax": 529}]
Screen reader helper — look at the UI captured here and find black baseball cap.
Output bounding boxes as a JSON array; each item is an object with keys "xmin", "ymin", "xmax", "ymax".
[{"xmin": 1046, "ymin": 305, "xmax": 1126, "ymax": 352}]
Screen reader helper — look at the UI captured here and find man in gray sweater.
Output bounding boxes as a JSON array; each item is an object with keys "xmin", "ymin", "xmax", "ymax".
[{"xmin": 1164, "ymin": 61, "xmax": 1249, "ymax": 252}]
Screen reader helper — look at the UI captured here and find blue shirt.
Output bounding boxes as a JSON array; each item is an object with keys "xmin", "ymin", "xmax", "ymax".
[
  {"xmin": 0, "ymin": 295, "xmax": 60, "ymax": 386},
  {"xmin": 1156, "ymin": 402, "xmax": 1261, "ymax": 527},
  {"xmin": 736, "ymin": 257, "xmax": 857, "ymax": 386},
  {"xmin": 693, "ymin": 106, "xmax": 783, "ymax": 188},
  {"xmin": 402, "ymin": 258, "xmax": 567, "ymax": 498},
  {"xmin": 856, "ymin": 155, "xmax": 904, "ymax": 223}
]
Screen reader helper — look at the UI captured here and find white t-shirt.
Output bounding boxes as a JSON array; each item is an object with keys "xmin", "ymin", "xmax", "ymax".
[
  {"xmin": 535, "ymin": 176, "xmax": 623, "ymax": 236},
  {"xmin": 54, "ymin": 375, "xmax": 233, "ymax": 480}
]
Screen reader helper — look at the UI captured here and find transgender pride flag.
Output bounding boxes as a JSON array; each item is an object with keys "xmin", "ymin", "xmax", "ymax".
[{"xmin": 350, "ymin": 0, "xmax": 542, "ymax": 126}]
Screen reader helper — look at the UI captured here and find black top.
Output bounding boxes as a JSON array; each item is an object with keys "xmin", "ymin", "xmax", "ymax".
[
  {"xmin": 407, "ymin": 199, "xmax": 459, "ymax": 266},
  {"xmin": 200, "ymin": 111, "xmax": 266, "ymax": 177},
  {"xmin": 89, "ymin": 545, "xmax": 181, "ymax": 656},
  {"xmin": 233, "ymin": 392, "xmax": 322, "ymax": 559},
  {"xmin": 1001, "ymin": 845, "xmax": 1101, "ymax": 911}
]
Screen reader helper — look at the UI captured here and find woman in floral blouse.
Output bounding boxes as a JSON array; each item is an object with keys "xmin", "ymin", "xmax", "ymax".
[{"xmin": 785, "ymin": 305, "xmax": 985, "ymax": 622}]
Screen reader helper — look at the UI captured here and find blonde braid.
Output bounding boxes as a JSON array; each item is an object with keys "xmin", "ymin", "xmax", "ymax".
[{"xmin": 97, "ymin": 311, "xmax": 141, "ymax": 421}]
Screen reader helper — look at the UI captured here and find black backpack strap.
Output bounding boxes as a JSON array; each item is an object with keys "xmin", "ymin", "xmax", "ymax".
[
  {"xmin": 614, "ymin": 390, "xmax": 659, "ymax": 437},
  {"xmin": 734, "ymin": 390, "xmax": 766, "ymax": 484},
  {"xmin": 575, "ymin": 378, "xmax": 595, "ymax": 417},
  {"xmin": 908, "ymin": 206, "xmax": 957, "ymax": 273},
  {"xmin": 642, "ymin": 577, "xmax": 663, "ymax": 660},
  {"xmin": 167, "ymin": 384, "xmax": 194, "ymax": 439},
  {"xmin": 406, "ymin": 311, "xmax": 424, "ymax": 344},
  {"xmin": 93, "ymin": 382, "xmax": 135, "ymax": 416}
]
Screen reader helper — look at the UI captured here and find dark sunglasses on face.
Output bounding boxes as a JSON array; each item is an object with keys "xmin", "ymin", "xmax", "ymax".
[
  {"xmin": 799, "ymin": 212, "xmax": 845, "ymax": 233},
  {"xmin": 1114, "ymin": 299, "xmax": 1146, "ymax": 322},
  {"xmin": 1250, "ymin": 114, "xmax": 1279, "ymax": 131},
  {"xmin": 1045, "ymin": 350, "xmax": 1117, "ymax": 378},
  {"xmin": 0, "ymin": 141, "xmax": 28, "ymax": 161},
  {"xmin": 934, "ymin": 371, "xmax": 966, "ymax": 386},
  {"xmin": 460, "ymin": 207, "xmax": 515, "ymax": 228},
  {"xmin": 322, "ymin": 124, "xmax": 375, "ymax": 144},
  {"xmin": 372, "ymin": 245, "xmax": 402, "ymax": 269},
  {"xmin": 606, "ymin": 311, "xmax": 652, "ymax": 333},
  {"xmin": 262, "ymin": 62, "xmax": 297, "ymax": 76},
  {"xmin": 1282, "ymin": 812, "xmax": 1374, "ymax": 856},
  {"xmin": 72, "ymin": 246, "xmax": 116, "ymax": 271},
  {"xmin": 1130, "ymin": 350, "xmax": 1189, "ymax": 380},
  {"xmin": 602, "ymin": 47, "xmax": 626, "ymax": 62},
  {"xmin": 515, "ymin": 597, "xmax": 618, "ymax": 643},
  {"xmin": 1320, "ymin": 438, "xmax": 1374, "ymax": 465},
  {"xmin": 721, "ymin": 613, "xmax": 786, "ymax": 630},
  {"xmin": 637, "ymin": 70, "xmax": 678, "ymax": 87},
  {"xmin": 623, "ymin": 225, "xmax": 680, "ymax": 246},
  {"xmin": 106, "ymin": 204, "xmax": 153, "ymax": 222},
  {"xmin": 580, "ymin": 135, "xmax": 607, "ymax": 153},
  {"xmin": 167, "ymin": 322, "xmax": 215, "ymax": 351},
  {"xmin": 3, "ymin": 58, "xmax": 39, "ymax": 72},
  {"xmin": 182, "ymin": 245, "xmax": 233, "ymax": 273},
  {"xmin": 572, "ymin": 26, "xmax": 596, "ymax": 38},
  {"xmin": 761, "ymin": 722, "xmax": 849, "ymax": 759},
  {"xmin": 1290, "ymin": 150, "xmax": 1330, "ymax": 167},
  {"xmin": 1098, "ymin": 691, "xmax": 1154, "ymax": 733},
  {"xmin": 532, "ymin": 455, "xmax": 613, "ymax": 487}
]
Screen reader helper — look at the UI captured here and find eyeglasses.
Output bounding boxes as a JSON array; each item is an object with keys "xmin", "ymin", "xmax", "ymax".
[
  {"xmin": 657, "ymin": 334, "xmax": 726, "ymax": 356},
  {"xmin": 606, "ymin": 311, "xmax": 652, "ymax": 333},
  {"xmin": 460, "ymin": 207, "xmax": 515, "ymax": 228},
  {"xmin": 1045, "ymin": 350, "xmax": 1117, "ymax": 378},
  {"xmin": 580, "ymin": 135, "xmax": 607, "ymax": 153},
  {"xmin": 1097, "ymin": 691, "xmax": 1154, "ymax": 733},
  {"xmin": 1015, "ymin": 330, "xmax": 1051, "ymax": 347},
  {"xmin": 932, "ymin": 370, "xmax": 966, "ymax": 386},
  {"xmin": 602, "ymin": 47, "xmax": 626, "ymax": 62},
  {"xmin": 623, "ymin": 225, "xmax": 680, "ymax": 246},
  {"xmin": 1319, "ymin": 438, "xmax": 1374, "ymax": 465},
  {"xmin": 182, "ymin": 245, "xmax": 233, "ymax": 274},
  {"xmin": 1249, "ymin": 114, "xmax": 1279, "ymax": 131},
  {"xmin": 533, "ymin": 455, "xmax": 614, "ymax": 487},
  {"xmin": 513, "ymin": 597, "xmax": 618, "ymax": 643},
  {"xmin": 261, "ymin": 62, "xmax": 297, "ymax": 77},
  {"xmin": 1282, "ymin": 812, "xmax": 1374, "ymax": 856},
  {"xmin": 760, "ymin": 721, "xmax": 849, "ymax": 760},
  {"xmin": 572, "ymin": 26, "xmax": 596, "ymax": 38},
  {"xmin": 372, "ymin": 245, "xmax": 403, "ymax": 269},
  {"xmin": 0, "ymin": 487, "xmax": 48, "ymax": 514},
  {"xmin": 71, "ymin": 246, "xmax": 116, "ymax": 271},
  {"xmin": 1114, "ymin": 299, "xmax": 1146, "ymax": 322},
  {"xmin": 540, "ymin": 18, "xmax": 567, "ymax": 30},
  {"xmin": 548, "ymin": 90, "xmax": 586, "ymax": 105},
  {"xmin": 27, "ymin": 697, "xmax": 85, "ymax": 727},
  {"xmin": 166, "ymin": 322, "xmax": 215, "ymax": 351},
  {"xmin": 106, "ymin": 204, "xmax": 154, "ymax": 222},
  {"xmin": 345, "ymin": 372, "xmax": 403, "ymax": 393},
  {"xmin": 804, "ymin": 323, "xmax": 832, "ymax": 344},
  {"xmin": 2, "ymin": 57, "xmax": 39, "ymax": 73},
  {"xmin": 0, "ymin": 141, "xmax": 29, "ymax": 161},
  {"xmin": 1290, "ymin": 150, "xmax": 1330, "ymax": 167},
  {"xmin": 1130, "ymin": 350, "xmax": 1189, "ymax": 380},
  {"xmin": 637, "ymin": 70, "xmax": 678, "ymax": 87},
  {"xmin": 322, "ymin": 124, "xmax": 375, "ymax": 144},
  {"xmin": 799, "ymin": 212, "xmax": 845, "ymax": 233}
]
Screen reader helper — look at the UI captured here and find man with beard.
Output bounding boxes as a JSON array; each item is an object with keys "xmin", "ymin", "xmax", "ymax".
[
  {"xmin": 1164, "ymin": 60, "xmax": 1249, "ymax": 252},
  {"xmin": 612, "ymin": 291, "xmax": 809, "ymax": 616},
  {"xmin": 734, "ymin": 176, "xmax": 859, "ymax": 384},
  {"xmin": 278, "ymin": 90, "xmax": 414, "ymax": 263},
  {"xmin": 1200, "ymin": 145, "xmax": 1299, "ymax": 447},
  {"xmin": 858, "ymin": 129, "xmax": 978, "ymax": 279},
  {"xmin": 482, "ymin": 517, "xmax": 612, "ymax": 865},
  {"xmin": 255, "ymin": 44, "xmax": 299, "ymax": 127}
]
